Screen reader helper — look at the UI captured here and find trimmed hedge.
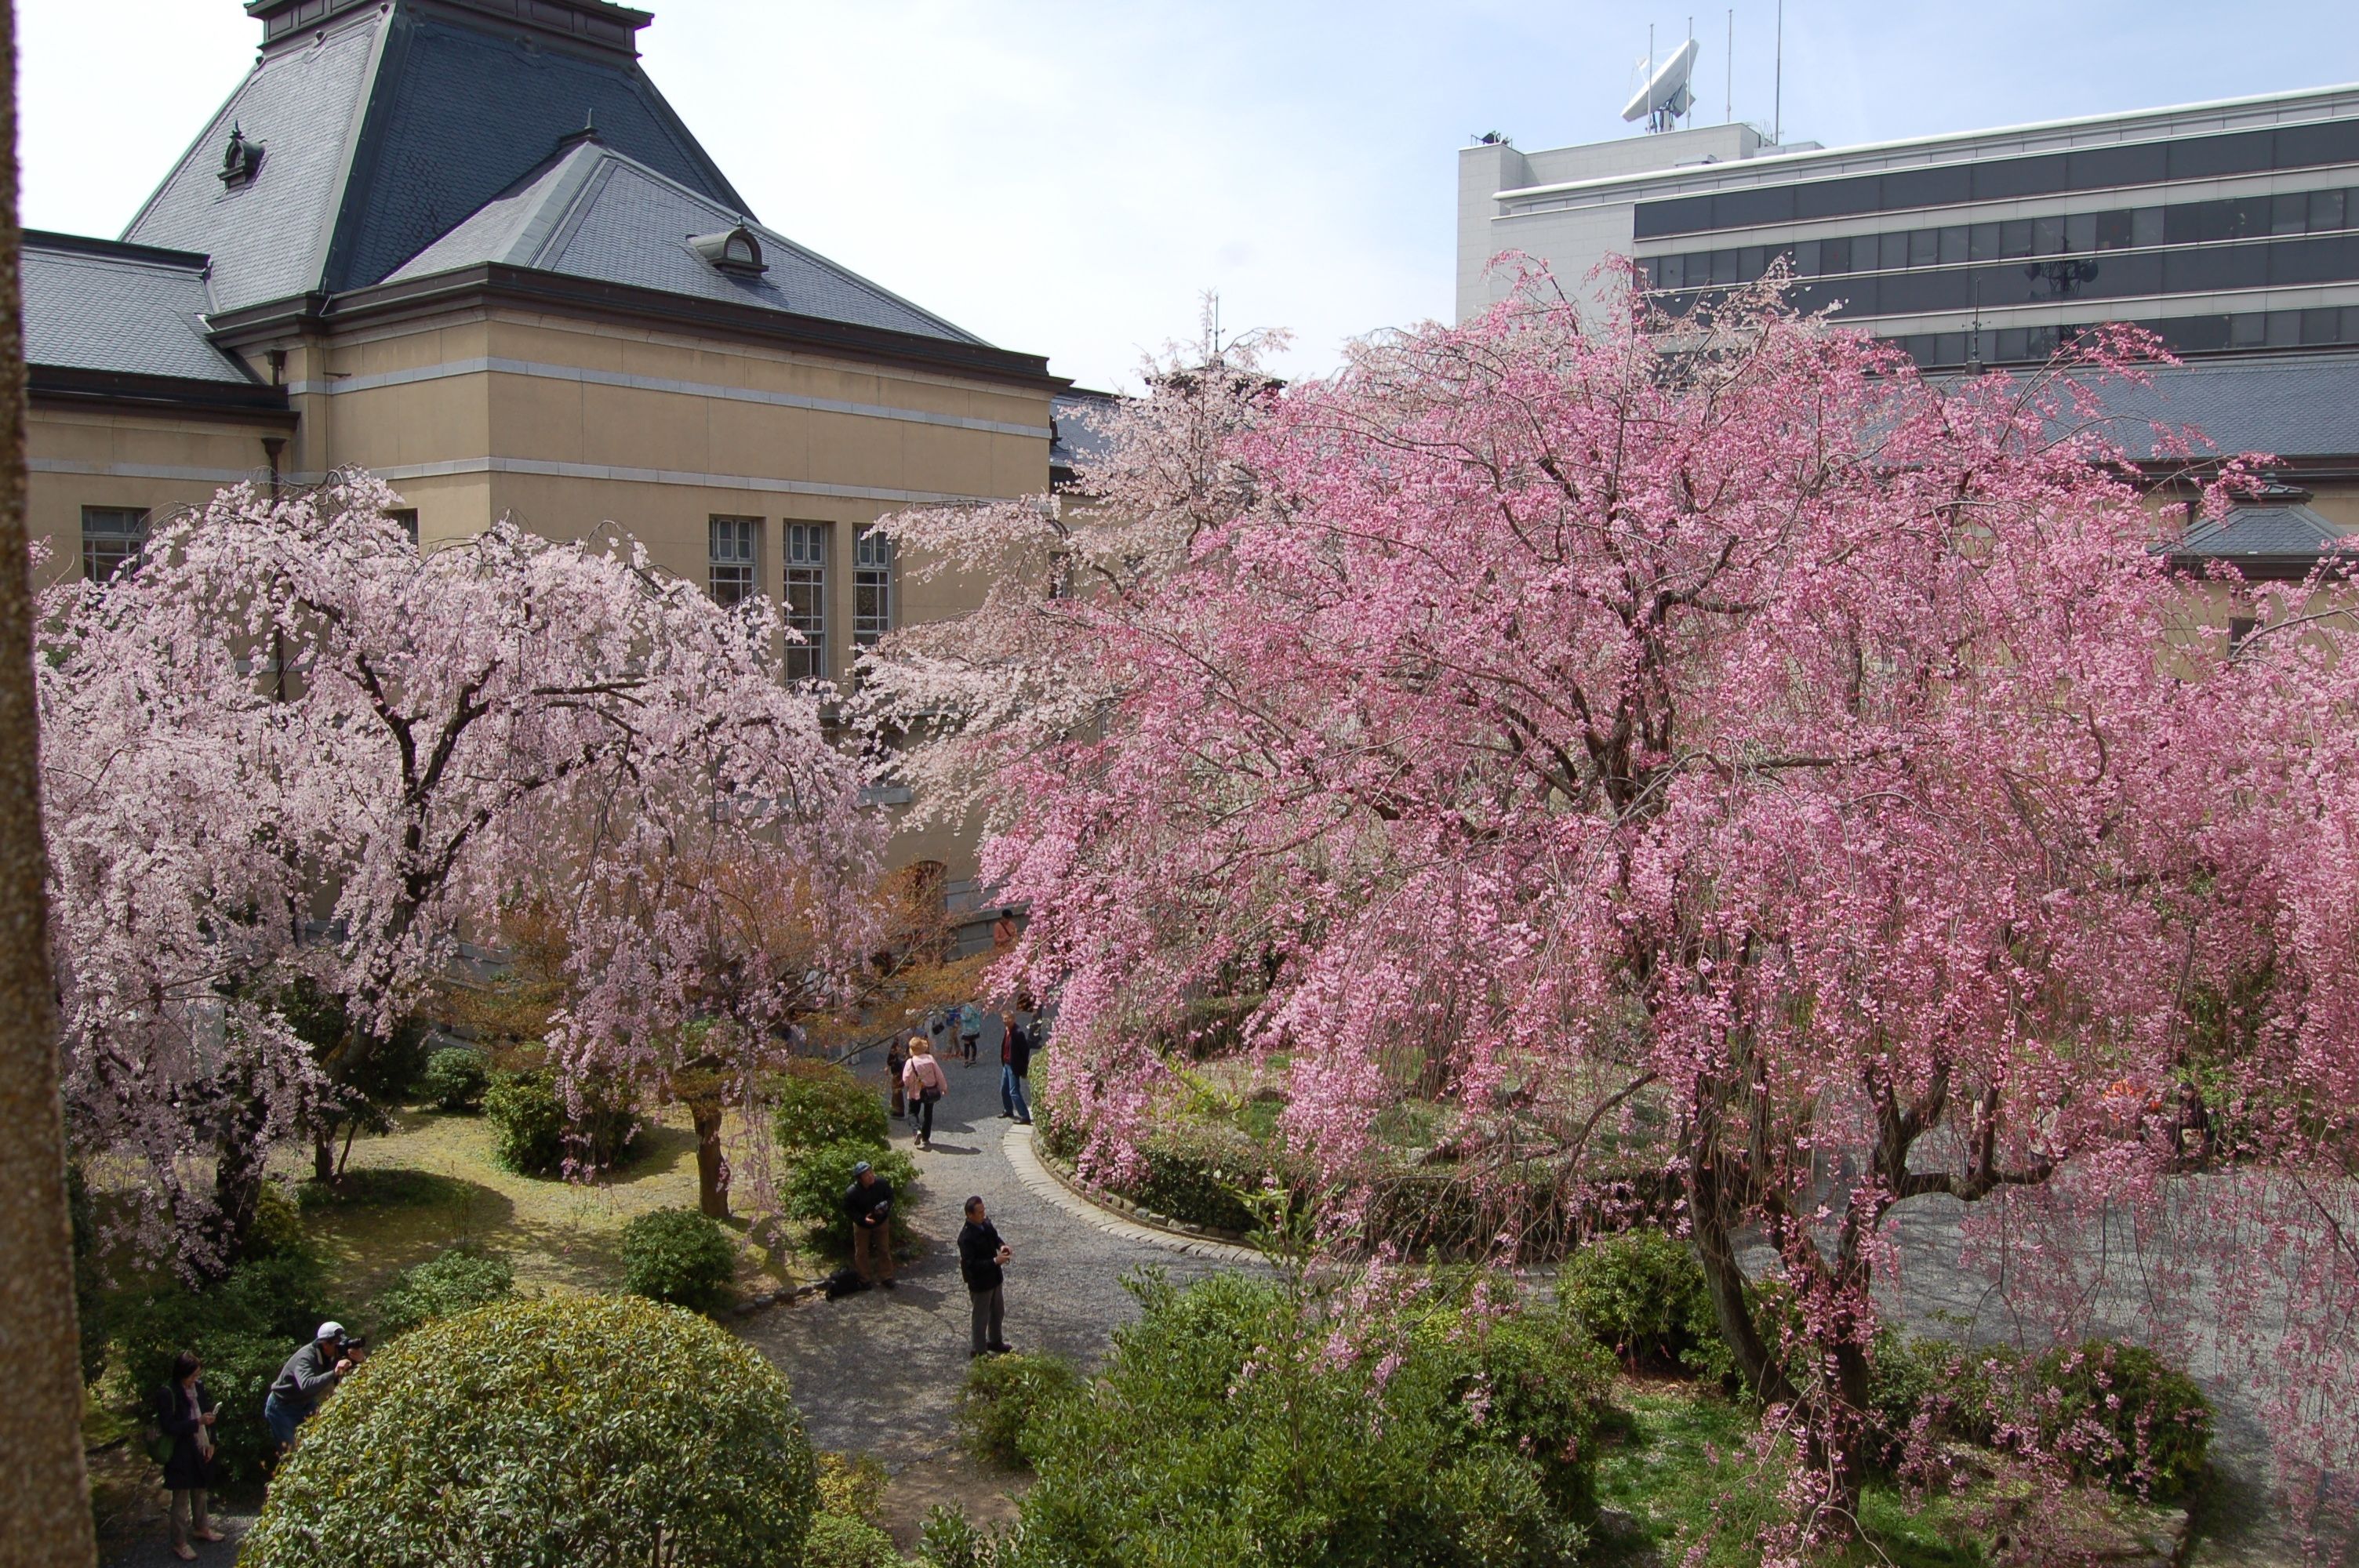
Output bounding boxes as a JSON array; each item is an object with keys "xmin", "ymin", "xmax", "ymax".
[
  {"xmin": 785, "ymin": 1142, "xmax": 919, "ymax": 1250},
  {"xmin": 241, "ymin": 1295, "xmax": 817, "ymax": 1568},
  {"xmin": 620, "ymin": 1207, "xmax": 737, "ymax": 1314},
  {"xmin": 772, "ymin": 1058, "xmax": 891, "ymax": 1152},
  {"xmin": 369, "ymin": 1250, "xmax": 514, "ymax": 1340}
]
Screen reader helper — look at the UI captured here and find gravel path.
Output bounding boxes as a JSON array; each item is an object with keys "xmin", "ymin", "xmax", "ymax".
[{"xmin": 733, "ymin": 1049, "xmax": 1251, "ymax": 1546}]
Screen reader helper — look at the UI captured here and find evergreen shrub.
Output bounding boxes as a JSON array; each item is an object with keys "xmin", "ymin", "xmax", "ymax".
[
  {"xmin": 2036, "ymin": 1339, "xmax": 2212, "ymax": 1500},
  {"xmin": 784, "ymin": 1142, "xmax": 917, "ymax": 1250},
  {"xmin": 241, "ymin": 1296, "xmax": 817, "ymax": 1568},
  {"xmin": 772, "ymin": 1058, "xmax": 891, "ymax": 1152},
  {"xmin": 369, "ymin": 1250, "xmax": 513, "ymax": 1339},
  {"xmin": 1562, "ymin": 1227, "xmax": 1724, "ymax": 1374},
  {"xmin": 620, "ymin": 1207, "xmax": 737, "ymax": 1313},
  {"xmin": 958, "ymin": 1351, "xmax": 1083, "ymax": 1468},
  {"xmin": 416, "ymin": 1047, "xmax": 489, "ymax": 1112},
  {"xmin": 483, "ymin": 1065, "xmax": 638, "ymax": 1175}
]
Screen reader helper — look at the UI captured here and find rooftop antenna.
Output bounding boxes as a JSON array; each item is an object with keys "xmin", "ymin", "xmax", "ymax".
[
  {"xmin": 1774, "ymin": 0, "xmax": 1785, "ymax": 144},
  {"xmin": 1725, "ymin": 9, "xmax": 1733, "ymax": 124},
  {"xmin": 1623, "ymin": 34, "xmax": 1699, "ymax": 133},
  {"xmin": 1687, "ymin": 16, "xmax": 1694, "ymax": 129}
]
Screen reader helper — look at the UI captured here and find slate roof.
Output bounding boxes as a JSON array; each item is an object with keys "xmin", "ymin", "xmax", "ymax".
[
  {"xmin": 2168, "ymin": 501, "xmax": 2359, "ymax": 567},
  {"xmin": 21, "ymin": 234, "xmax": 252, "ymax": 383},
  {"xmin": 2087, "ymin": 353, "xmax": 2359, "ymax": 464},
  {"xmin": 384, "ymin": 140, "xmax": 984, "ymax": 343},
  {"xmin": 122, "ymin": 1, "xmax": 747, "ymax": 315},
  {"xmin": 1050, "ymin": 390, "xmax": 1121, "ymax": 480}
]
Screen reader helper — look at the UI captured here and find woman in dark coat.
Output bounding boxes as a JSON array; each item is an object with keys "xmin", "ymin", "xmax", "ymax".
[{"xmin": 155, "ymin": 1352, "xmax": 222, "ymax": 1559}]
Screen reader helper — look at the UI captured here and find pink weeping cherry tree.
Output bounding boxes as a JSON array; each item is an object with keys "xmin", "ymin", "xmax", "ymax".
[
  {"xmin": 874, "ymin": 270, "xmax": 2359, "ymax": 1541},
  {"xmin": 38, "ymin": 471, "xmax": 880, "ymax": 1266}
]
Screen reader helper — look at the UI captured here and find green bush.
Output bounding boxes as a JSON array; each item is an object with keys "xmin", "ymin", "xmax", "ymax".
[
  {"xmin": 784, "ymin": 1142, "xmax": 918, "ymax": 1250},
  {"xmin": 620, "ymin": 1207, "xmax": 738, "ymax": 1314},
  {"xmin": 241, "ymin": 1296, "xmax": 817, "ymax": 1568},
  {"xmin": 111, "ymin": 1247, "xmax": 333, "ymax": 1483},
  {"xmin": 369, "ymin": 1250, "xmax": 514, "ymax": 1339},
  {"xmin": 2036, "ymin": 1339, "xmax": 2212, "ymax": 1500},
  {"xmin": 773, "ymin": 1058, "xmax": 891, "ymax": 1152},
  {"xmin": 484, "ymin": 1065, "xmax": 640, "ymax": 1176},
  {"xmin": 816, "ymin": 1450, "xmax": 891, "ymax": 1524},
  {"xmin": 1129, "ymin": 1120, "xmax": 1270, "ymax": 1233},
  {"xmin": 416, "ymin": 1047, "xmax": 489, "ymax": 1112},
  {"xmin": 1563, "ymin": 1228, "xmax": 1724, "ymax": 1374},
  {"xmin": 805, "ymin": 1513, "xmax": 903, "ymax": 1568},
  {"xmin": 958, "ymin": 1352, "xmax": 1083, "ymax": 1469},
  {"xmin": 1002, "ymin": 1272, "xmax": 1602, "ymax": 1566}
]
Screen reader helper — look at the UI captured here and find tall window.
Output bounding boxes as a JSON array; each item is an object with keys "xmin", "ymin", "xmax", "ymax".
[
  {"xmin": 853, "ymin": 526, "xmax": 893, "ymax": 649},
  {"xmin": 783, "ymin": 521, "xmax": 829, "ymax": 681},
  {"xmin": 385, "ymin": 508, "xmax": 419, "ymax": 547},
  {"xmin": 709, "ymin": 515, "xmax": 759, "ymax": 606},
  {"xmin": 81, "ymin": 506, "xmax": 148, "ymax": 582}
]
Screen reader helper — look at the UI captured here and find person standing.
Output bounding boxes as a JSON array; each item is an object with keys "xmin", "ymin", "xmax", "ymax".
[
  {"xmin": 990, "ymin": 908, "xmax": 1019, "ymax": 955},
  {"xmin": 957, "ymin": 1196, "xmax": 1013, "ymax": 1359},
  {"xmin": 998, "ymin": 1012, "xmax": 1034, "ymax": 1124},
  {"xmin": 154, "ymin": 1352, "xmax": 221, "ymax": 1560},
  {"xmin": 885, "ymin": 1036, "xmax": 908, "ymax": 1120},
  {"xmin": 264, "ymin": 1323, "xmax": 353, "ymax": 1455},
  {"xmin": 902, "ymin": 1037, "xmax": 947, "ymax": 1152},
  {"xmin": 841, "ymin": 1160, "xmax": 897, "ymax": 1290},
  {"xmin": 958, "ymin": 1001, "xmax": 983, "ymax": 1065}
]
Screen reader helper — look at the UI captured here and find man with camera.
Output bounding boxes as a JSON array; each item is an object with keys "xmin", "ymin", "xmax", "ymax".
[{"xmin": 264, "ymin": 1322, "xmax": 361, "ymax": 1454}]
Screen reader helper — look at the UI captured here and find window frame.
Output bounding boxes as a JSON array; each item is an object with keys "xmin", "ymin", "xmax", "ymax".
[
  {"xmin": 80, "ymin": 505, "xmax": 149, "ymax": 583},
  {"xmin": 782, "ymin": 521, "xmax": 830, "ymax": 681},
  {"xmin": 708, "ymin": 514, "xmax": 761, "ymax": 608}
]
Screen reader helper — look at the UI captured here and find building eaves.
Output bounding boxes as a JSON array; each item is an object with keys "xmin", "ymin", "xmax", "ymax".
[{"xmin": 22, "ymin": 230, "xmax": 257, "ymax": 386}]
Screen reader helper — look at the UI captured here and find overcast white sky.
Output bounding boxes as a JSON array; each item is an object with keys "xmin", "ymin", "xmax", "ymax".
[{"xmin": 19, "ymin": 1, "xmax": 2359, "ymax": 391}]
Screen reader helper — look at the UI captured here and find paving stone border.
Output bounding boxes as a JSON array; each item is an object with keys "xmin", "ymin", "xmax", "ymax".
[{"xmin": 1004, "ymin": 1122, "xmax": 1265, "ymax": 1267}]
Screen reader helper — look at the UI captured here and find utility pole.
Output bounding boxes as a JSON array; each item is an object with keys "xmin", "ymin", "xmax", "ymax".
[
  {"xmin": 1774, "ymin": 0, "xmax": 1785, "ymax": 144},
  {"xmin": 0, "ymin": 0, "xmax": 102, "ymax": 1559}
]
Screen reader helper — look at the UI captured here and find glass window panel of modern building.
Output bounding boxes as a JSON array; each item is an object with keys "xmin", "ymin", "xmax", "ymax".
[
  {"xmin": 783, "ymin": 521, "xmax": 829, "ymax": 681},
  {"xmin": 853, "ymin": 526, "xmax": 893, "ymax": 650},
  {"xmin": 709, "ymin": 515, "xmax": 759, "ymax": 607},
  {"xmin": 81, "ymin": 506, "xmax": 147, "ymax": 582},
  {"xmin": 1460, "ymin": 84, "xmax": 2359, "ymax": 372}
]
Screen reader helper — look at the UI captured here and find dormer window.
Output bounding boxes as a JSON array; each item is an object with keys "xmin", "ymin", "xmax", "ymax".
[
  {"xmin": 689, "ymin": 224, "xmax": 767, "ymax": 277},
  {"xmin": 219, "ymin": 124, "xmax": 265, "ymax": 188}
]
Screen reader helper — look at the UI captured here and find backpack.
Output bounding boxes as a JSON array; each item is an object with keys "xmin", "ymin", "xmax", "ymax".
[{"xmin": 822, "ymin": 1267, "xmax": 872, "ymax": 1301}]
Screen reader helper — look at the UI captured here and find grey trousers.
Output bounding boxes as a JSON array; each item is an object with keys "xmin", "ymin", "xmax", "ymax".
[{"xmin": 969, "ymin": 1285, "xmax": 1005, "ymax": 1355}]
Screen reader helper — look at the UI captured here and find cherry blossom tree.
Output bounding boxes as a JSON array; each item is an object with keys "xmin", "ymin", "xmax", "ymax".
[
  {"xmin": 39, "ymin": 471, "xmax": 878, "ymax": 1265},
  {"xmin": 937, "ymin": 270, "xmax": 2359, "ymax": 1539}
]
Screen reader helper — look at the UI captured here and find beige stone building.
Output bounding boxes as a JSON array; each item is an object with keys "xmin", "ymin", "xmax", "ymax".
[{"xmin": 24, "ymin": 0, "xmax": 1096, "ymax": 899}]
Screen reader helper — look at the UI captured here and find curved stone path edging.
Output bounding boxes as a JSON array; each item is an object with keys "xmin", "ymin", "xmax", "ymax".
[{"xmin": 1003, "ymin": 1122, "xmax": 1265, "ymax": 1267}]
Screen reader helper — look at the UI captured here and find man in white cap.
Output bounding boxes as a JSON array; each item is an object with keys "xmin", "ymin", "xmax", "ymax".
[
  {"xmin": 841, "ymin": 1161, "xmax": 897, "ymax": 1290},
  {"xmin": 264, "ymin": 1322, "xmax": 354, "ymax": 1454}
]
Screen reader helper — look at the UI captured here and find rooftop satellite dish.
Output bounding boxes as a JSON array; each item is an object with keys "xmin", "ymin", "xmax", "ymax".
[{"xmin": 1623, "ymin": 36, "xmax": 1699, "ymax": 132}]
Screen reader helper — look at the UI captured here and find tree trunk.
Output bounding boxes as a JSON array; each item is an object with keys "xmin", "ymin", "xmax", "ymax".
[
  {"xmin": 0, "ymin": 0, "xmax": 102, "ymax": 1544},
  {"xmin": 313, "ymin": 1125, "xmax": 337, "ymax": 1183},
  {"xmin": 692, "ymin": 1099, "xmax": 729, "ymax": 1219},
  {"xmin": 209, "ymin": 1073, "xmax": 275, "ymax": 1276},
  {"xmin": 1685, "ymin": 1153, "xmax": 1794, "ymax": 1403}
]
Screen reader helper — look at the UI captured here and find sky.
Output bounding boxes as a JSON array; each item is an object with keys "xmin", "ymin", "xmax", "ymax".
[{"xmin": 19, "ymin": 0, "xmax": 2359, "ymax": 392}]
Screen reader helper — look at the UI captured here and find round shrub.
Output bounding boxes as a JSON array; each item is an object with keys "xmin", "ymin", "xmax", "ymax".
[
  {"xmin": 369, "ymin": 1250, "xmax": 514, "ymax": 1339},
  {"xmin": 959, "ymin": 1351, "xmax": 1084, "ymax": 1468},
  {"xmin": 416, "ymin": 1047, "xmax": 489, "ymax": 1112},
  {"xmin": 1562, "ymin": 1227, "xmax": 1722, "ymax": 1374},
  {"xmin": 1434, "ymin": 1302, "xmax": 1618, "ymax": 1507},
  {"xmin": 620, "ymin": 1206, "xmax": 737, "ymax": 1313},
  {"xmin": 772, "ymin": 1058, "xmax": 890, "ymax": 1152},
  {"xmin": 483, "ymin": 1065, "xmax": 639, "ymax": 1176},
  {"xmin": 784, "ymin": 1141, "xmax": 918, "ymax": 1250},
  {"xmin": 241, "ymin": 1295, "xmax": 817, "ymax": 1568},
  {"xmin": 804, "ymin": 1513, "xmax": 901, "ymax": 1568},
  {"xmin": 2036, "ymin": 1339, "xmax": 2212, "ymax": 1500}
]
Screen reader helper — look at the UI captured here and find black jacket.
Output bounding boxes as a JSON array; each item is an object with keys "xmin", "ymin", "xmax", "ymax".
[
  {"xmin": 843, "ymin": 1175, "xmax": 895, "ymax": 1229},
  {"xmin": 958, "ymin": 1218, "xmax": 1006, "ymax": 1294},
  {"xmin": 154, "ymin": 1379, "xmax": 218, "ymax": 1490},
  {"xmin": 1003, "ymin": 1025, "xmax": 1033, "ymax": 1077}
]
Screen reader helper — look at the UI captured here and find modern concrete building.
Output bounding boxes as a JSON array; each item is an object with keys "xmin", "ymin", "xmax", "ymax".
[
  {"xmin": 1458, "ymin": 85, "xmax": 2359, "ymax": 606},
  {"xmin": 24, "ymin": 0, "xmax": 1096, "ymax": 897},
  {"xmin": 1458, "ymin": 85, "xmax": 2359, "ymax": 368}
]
